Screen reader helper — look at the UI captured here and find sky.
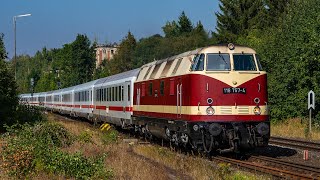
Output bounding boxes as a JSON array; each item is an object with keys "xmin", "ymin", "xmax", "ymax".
[{"xmin": 1, "ymin": 0, "xmax": 219, "ymax": 59}]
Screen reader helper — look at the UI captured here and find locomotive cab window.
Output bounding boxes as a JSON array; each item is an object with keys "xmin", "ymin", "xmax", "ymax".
[
  {"xmin": 233, "ymin": 54, "xmax": 257, "ymax": 71},
  {"xmin": 255, "ymin": 54, "xmax": 263, "ymax": 71},
  {"xmin": 191, "ymin": 54, "xmax": 205, "ymax": 71},
  {"xmin": 206, "ymin": 53, "xmax": 230, "ymax": 71}
]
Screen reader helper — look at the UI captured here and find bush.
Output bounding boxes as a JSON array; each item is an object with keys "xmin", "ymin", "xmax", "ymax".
[
  {"xmin": 14, "ymin": 104, "xmax": 45, "ymax": 125},
  {"xmin": 101, "ymin": 129, "xmax": 118, "ymax": 145},
  {"xmin": 1, "ymin": 121, "xmax": 111, "ymax": 179},
  {"xmin": 78, "ymin": 129, "xmax": 93, "ymax": 144}
]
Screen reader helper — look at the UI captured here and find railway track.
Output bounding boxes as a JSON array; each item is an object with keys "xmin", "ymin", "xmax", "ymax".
[
  {"xmin": 251, "ymin": 156, "xmax": 320, "ymax": 179},
  {"xmin": 213, "ymin": 156, "xmax": 319, "ymax": 179},
  {"xmin": 270, "ymin": 136, "xmax": 320, "ymax": 151}
]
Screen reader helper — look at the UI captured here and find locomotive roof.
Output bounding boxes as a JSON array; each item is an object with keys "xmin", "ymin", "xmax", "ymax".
[
  {"xmin": 94, "ymin": 68, "xmax": 140, "ymax": 85},
  {"xmin": 141, "ymin": 48, "xmax": 203, "ymax": 68}
]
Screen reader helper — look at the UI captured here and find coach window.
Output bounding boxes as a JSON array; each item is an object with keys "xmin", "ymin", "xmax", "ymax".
[
  {"xmin": 160, "ymin": 81, "xmax": 165, "ymax": 96},
  {"xmin": 114, "ymin": 87, "xmax": 117, "ymax": 101},
  {"xmin": 128, "ymin": 85, "xmax": 130, "ymax": 101},
  {"xmin": 233, "ymin": 54, "xmax": 256, "ymax": 71},
  {"xmin": 87, "ymin": 91, "xmax": 89, "ymax": 101},
  {"xmin": 149, "ymin": 82, "xmax": 153, "ymax": 96},
  {"xmin": 191, "ymin": 54, "xmax": 205, "ymax": 71},
  {"xmin": 119, "ymin": 86, "xmax": 122, "ymax": 101},
  {"xmin": 112, "ymin": 87, "xmax": 114, "ymax": 101},
  {"xmin": 206, "ymin": 53, "xmax": 230, "ymax": 71},
  {"xmin": 104, "ymin": 88, "xmax": 106, "ymax": 101},
  {"xmin": 121, "ymin": 86, "xmax": 124, "ymax": 101},
  {"xmin": 108, "ymin": 87, "xmax": 111, "ymax": 101}
]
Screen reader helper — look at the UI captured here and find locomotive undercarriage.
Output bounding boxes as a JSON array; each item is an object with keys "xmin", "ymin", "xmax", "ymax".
[
  {"xmin": 190, "ymin": 121, "xmax": 270, "ymax": 153},
  {"xmin": 132, "ymin": 116, "xmax": 270, "ymax": 153}
]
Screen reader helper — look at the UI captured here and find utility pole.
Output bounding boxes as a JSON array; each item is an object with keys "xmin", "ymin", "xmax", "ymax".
[{"xmin": 13, "ymin": 13, "xmax": 31, "ymax": 80}]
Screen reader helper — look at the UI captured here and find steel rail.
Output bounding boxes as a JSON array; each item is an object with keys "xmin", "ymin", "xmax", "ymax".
[
  {"xmin": 213, "ymin": 156, "xmax": 315, "ymax": 179},
  {"xmin": 271, "ymin": 136, "xmax": 320, "ymax": 146},
  {"xmin": 251, "ymin": 156, "xmax": 320, "ymax": 178},
  {"xmin": 269, "ymin": 136, "xmax": 320, "ymax": 151}
]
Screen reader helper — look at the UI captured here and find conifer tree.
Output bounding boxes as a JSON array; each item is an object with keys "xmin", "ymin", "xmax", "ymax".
[
  {"xmin": 214, "ymin": 0, "xmax": 264, "ymax": 43},
  {"xmin": 178, "ymin": 11, "xmax": 193, "ymax": 34},
  {"xmin": 162, "ymin": 21, "xmax": 179, "ymax": 38},
  {"xmin": 110, "ymin": 31, "xmax": 137, "ymax": 74},
  {"xmin": 0, "ymin": 33, "xmax": 18, "ymax": 129}
]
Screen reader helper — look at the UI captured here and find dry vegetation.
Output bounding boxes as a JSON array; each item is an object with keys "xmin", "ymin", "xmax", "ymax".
[
  {"xmin": 271, "ymin": 118, "xmax": 320, "ymax": 140},
  {"xmin": 49, "ymin": 114, "xmax": 265, "ymax": 180},
  {"xmin": 0, "ymin": 113, "xmax": 268, "ymax": 179}
]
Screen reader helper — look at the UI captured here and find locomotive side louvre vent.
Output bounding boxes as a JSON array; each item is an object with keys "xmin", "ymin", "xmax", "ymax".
[
  {"xmin": 160, "ymin": 60, "xmax": 174, "ymax": 77},
  {"xmin": 220, "ymin": 106, "xmax": 232, "ymax": 114},
  {"xmin": 149, "ymin": 63, "xmax": 161, "ymax": 79},
  {"xmin": 237, "ymin": 106, "xmax": 249, "ymax": 114}
]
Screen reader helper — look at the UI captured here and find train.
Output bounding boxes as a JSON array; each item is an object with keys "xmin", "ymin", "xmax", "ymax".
[{"xmin": 20, "ymin": 43, "xmax": 270, "ymax": 153}]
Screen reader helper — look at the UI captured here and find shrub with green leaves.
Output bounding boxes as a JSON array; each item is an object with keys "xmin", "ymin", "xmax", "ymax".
[
  {"xmin": 1, "ymin": 121, "xmax": 112, "ymax": 179},
  {"xmin": 78, "ymin": 129, "xmax": 93, "ymax": 144},
  {"xmin": 101, "ymin": 129, "xmax": 118, "ymax": 145}
]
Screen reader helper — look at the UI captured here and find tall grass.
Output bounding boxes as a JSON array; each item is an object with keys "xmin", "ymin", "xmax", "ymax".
[{"xmin": 271, "ymin": 118, "xmax": 320, "ymax": 140}]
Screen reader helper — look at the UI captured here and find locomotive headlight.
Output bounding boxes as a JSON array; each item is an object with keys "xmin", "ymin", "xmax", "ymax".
[
  {"xmin": 207, "ymin": 98, "xmax": 213, "ymax": 105},
  {"xmin": 206, "ymin": 106, "xmax": 215, "ymax": 115},
  {"xmin": 253, "ymin": 106, "xmax": 261, "ymax": 115}
]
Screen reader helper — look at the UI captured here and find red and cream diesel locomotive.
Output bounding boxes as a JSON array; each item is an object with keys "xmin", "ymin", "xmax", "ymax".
[
  {"xmin": 20, "ymin": 44, "xmax": 269, "ymax": 153},
  {"xmin": 132, "ymin": 43, "xmax": 269, "ymax": 153}
]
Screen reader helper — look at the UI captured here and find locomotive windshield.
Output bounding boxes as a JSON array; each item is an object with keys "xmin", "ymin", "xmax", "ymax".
[
  {"xmin": 233, "ymin": 54, "xmax": 256, "ymax": 71},
  {"xmin": 255, "ymin": 54, "xmax": 263, "ymax": 71},
  {"xmin": 206, "ymin": 53, "xmax": 230, "ymax": 71},
  {"xmin": 191, "ymin": 54, "xmax": 205, "ymax": 71}
]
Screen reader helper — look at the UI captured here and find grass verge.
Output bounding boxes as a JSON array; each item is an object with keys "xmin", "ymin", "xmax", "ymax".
[{"xmin": 271, "ymin": 118, "xmax": 320, "ymax": 140}]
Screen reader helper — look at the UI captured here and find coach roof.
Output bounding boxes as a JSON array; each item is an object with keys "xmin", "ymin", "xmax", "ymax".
[{"xmin": 94, "ymin": 68, "xmax": 140, "ymax": 86}]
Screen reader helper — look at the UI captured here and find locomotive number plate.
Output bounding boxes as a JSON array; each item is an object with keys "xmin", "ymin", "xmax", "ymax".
[{"xmin": 223, "ymin": 87, "xmax": 246, "ymax": 94}]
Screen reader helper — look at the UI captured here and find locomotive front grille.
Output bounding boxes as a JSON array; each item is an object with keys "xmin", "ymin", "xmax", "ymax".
[
  {"xmin": 220, "ymin": 106, "xmax": 232, "ymax": 114},
  {"xmin": 237, "ymin": 106, "xmax": 249, "ymax": 114}
]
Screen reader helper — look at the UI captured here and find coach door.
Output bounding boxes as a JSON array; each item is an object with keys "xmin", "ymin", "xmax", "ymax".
[
  {"xmin": 124, "ymin": 81, "xmax": 132, "ymax": 120},
  {"xmin": 176, "ymin": 78, "xmax": 182, "ymax": 118}
]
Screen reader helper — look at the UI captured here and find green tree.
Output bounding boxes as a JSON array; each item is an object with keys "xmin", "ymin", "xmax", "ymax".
[
  {"xmin": 178, "ymin": 11, "xmax": 193, "ymax": 34},
  {"xmin": 162, "ymin": 21, "xmax": 179, "ymax": 38},
  {"xmin": 214, "ymin": 0, "xmax": 265, "ymax": 43},
  {"xmin": 57, "ymin": 34, "xmax": 95, "ymax": 87},
  {"xmin": 237, "ymin": 0, "xmax": 320, "ymax": 122},
  {"xmin": 0, "ymin": 33, "xmax": 18, "ymax": 130},
  {"xmin": 110, "ymin": 31, "xmax": 137, "ymax": 74},
  {"xmin": 134, "ymin": 34, "xmax": 165, "ymax": 68}
]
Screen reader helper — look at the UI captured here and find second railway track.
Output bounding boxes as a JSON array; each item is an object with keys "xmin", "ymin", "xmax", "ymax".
[
  {"xmin": 213, "ymin": 156, "xmax": 320, "ymax": 179},
  {"xmin": 269, "ymin": 136, "xmax": 320, "ymax": 151}
]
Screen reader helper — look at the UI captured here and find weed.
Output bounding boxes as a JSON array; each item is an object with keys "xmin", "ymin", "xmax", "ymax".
[
  {"xmin": 1, "ymin": 121, "xmax": 111, "ymax": 179},
  {"xmin": 217, "ymin": 163, "xmax": 232, "ymax": 180},
  {"xmin": 101, "ymin": 129, "xmax": 118, "ymax": 145},
  {"xmin": 157, "ymin": 147, "xmax": 169, "ymax": 157},
  {"xmin": 78, "ymin": 129, "xmax": 93, "ymax": 144}
]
